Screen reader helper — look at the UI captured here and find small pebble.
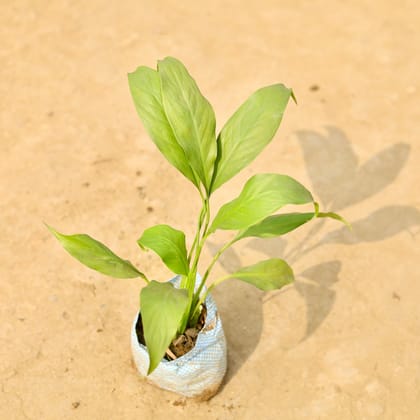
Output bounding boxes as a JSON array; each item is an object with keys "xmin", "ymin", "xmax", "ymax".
[
  {"xmin": 172, "ymin": 398, "xmax": 186, "ymax": 407},
  {"xmin": 392, "ymin": 292, "xmax": 401, "ymax": 300}
]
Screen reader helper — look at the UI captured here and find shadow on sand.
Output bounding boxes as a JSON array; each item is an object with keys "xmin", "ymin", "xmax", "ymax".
[{"xmin": 211, "ymin": 126, "xmax": 419, "ymax": 385}]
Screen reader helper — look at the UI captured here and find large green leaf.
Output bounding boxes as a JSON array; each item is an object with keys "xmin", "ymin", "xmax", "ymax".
[
  {"xmin": 211, "ymin": 84, "xmax": 294, "ymax": 191},
  {"xmin": 158, "ymin": 57, "xmax": 217, "ymax": 191},
  {"xmin": 128, "ymin": 66, "xmax": 198, "ymax": 186},
  {"xmin": 225, "ymin": 258, "xmax": 294, "ymax": 291},
  {"xmin": 235, "ymin": 212, "xmax": 315, "ymax": 241},
  {"xmin": 209, "ymin": 174, "xmax": 313, "ymax": 232},
  {"xmin": 141, "ymin": 281, "xmax": 189, "ymax": 374},
  {"xmin": 47, "ymin": 225, "xmax": 144, "ymax": 279},
  {"xmin": 138, "ymin": 224, "xmax": 189, "ymax": 275}
]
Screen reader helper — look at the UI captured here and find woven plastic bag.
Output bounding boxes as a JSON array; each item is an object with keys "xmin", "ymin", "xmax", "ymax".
[{"xmin": 131, "ymin": 275, "xmax": 227, "ymax": 400}]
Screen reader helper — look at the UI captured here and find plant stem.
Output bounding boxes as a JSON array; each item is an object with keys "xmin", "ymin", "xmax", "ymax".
[
  {"xmin": 184, "ymin": 197, "xmax": 212, "ymax": 327},
  {"xmin": 139, "ymin": 272, "xmax": 151, "ymax": 283},
  {"xmin": 179, "ymin": 193, "xmax": 211, "ymax": 332},
  {"xmin": 189, "ymin": 237, "xmax": 236, "ymax": 325},
  {"xmin": 187, "ymin": 205, "xmax": 205, "ymax": 263},
  {"xmin": 184, "ymin": 188, "xmax": 206, "ymax": 289},
  {"xmin": 189, "ymin": 198, "xmax": 210, "ymax": 282},
  {"xmin": 196, "ymin": 238, "xmax": 235, "ymax": 298},
  {"xmin": 204, "ymin": 274, "xmax": 231, "ymax": 297},
  {"xmin": 191, "ymin": 273, "xmax": 232, "ymax": 324}
]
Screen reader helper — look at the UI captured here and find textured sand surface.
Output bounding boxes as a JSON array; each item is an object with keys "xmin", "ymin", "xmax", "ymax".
[{"xmin": 1, "ymin": 1, "xmax": 419, "ymax": 419}]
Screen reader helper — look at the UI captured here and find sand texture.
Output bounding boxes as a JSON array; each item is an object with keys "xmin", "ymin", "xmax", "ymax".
[{"xmin": 1, "ymin": 1, "xmax": 419, "ymax": 419}]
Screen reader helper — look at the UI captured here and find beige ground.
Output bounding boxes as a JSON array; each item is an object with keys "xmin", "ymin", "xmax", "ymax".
[{"xmin": 1, "ymin": 1, "xmax": 420, "ymax": 419}]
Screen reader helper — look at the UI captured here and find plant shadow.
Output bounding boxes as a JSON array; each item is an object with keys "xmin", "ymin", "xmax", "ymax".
[
  {"xmin": 294, "ymin": 260, "xmax": 341, "ymax": 341},
  {"xmin": 289, "ymin": 128, "xmax": 418, "ymax": 260},
  {"xmin": 206, "ymin": 242, "xmax": 265, "ymax": 385},
  {"xmin": 210, "ymin": 127, "xmax": 418, "ymax": 385},
  {"xmin": 214, "ymin": 279, "xmax": 264, "ymax": 385},
  {"xmin": 262, "ymin": 127, "xmax": 417, "ymax": 338},
  {"xmin": 296, "ymin": 126, "xmax": 411, "ymax": 211}
]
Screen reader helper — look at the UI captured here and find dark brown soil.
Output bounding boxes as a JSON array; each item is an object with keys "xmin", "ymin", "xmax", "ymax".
[{"xmin": 135, "ymin": 305, "xmax": 207, "ymax": 361}]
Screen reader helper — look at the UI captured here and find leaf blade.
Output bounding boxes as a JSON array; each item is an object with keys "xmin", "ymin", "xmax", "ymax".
[
  {"xmin": 128, "ymin": 66, "xmax": 198, "ymax": 186},
  {"xmin": 140, "ymin": 281, "xmax": 189, "ymax": 374},
  {"xmin": 47, "ymin": 225, "xmax": 144, "ymax": 279},
  {"xmin": 209, "ymin": 174, "xmax": 313, "ymax": 232},
  {"xmin": 138, "ymin": 224, "xmax": 189, "ymax": 275},
  {"xmin": 158, "ymin": 57, "xmax": 217, "ymax": 191},
  {"xmin": 212, "ymin": 84, "xmax": 294, "ymax": 191},
  {"xmin": 225, "ymin": 258, "xmax": 294, "ymax": 291},
  {"xmin": 236, "ymin": 212, "xmax": 315, "ymax": 241}
]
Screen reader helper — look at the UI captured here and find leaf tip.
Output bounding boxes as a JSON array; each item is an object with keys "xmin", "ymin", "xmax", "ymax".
[
  {"xmin": 290, "ymin": 89, "xmax": 297, "ymax": 104},
  {"xmin": 344, "ymin": 218, "xmax": 353, "ymax": 230},
  {"xmin": 317, "ymin": 211, "xmax": 352, "ymax": 229},
  {"xmin": 45, "ymin": 223, "xmax": 60, "ymax": 238},
  {"xmin": 335, "ymin": 214, "xmax": 352, "ymax": 230},
  {"xmin": 146, "ymin": 362, "xmax": 156, "ymax": 376},
  {"xmin": 137, "ymin": 240, "xmax": 149, "ymax": 252}
]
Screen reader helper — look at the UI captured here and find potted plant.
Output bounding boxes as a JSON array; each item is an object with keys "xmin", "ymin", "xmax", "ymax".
[{"xmin": 47, "ymin": 57, "xmax": 347, "ymax": 400}]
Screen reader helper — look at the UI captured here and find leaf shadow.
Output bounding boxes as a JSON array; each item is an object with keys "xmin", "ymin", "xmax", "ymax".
[
  {"xmin": 295, "ymin": 260, "xmax": 341, "ymax": 341},
  {"xmin": 246, "ymin": 237, "xmax": 288, "ymax": 258},
  {"xmin": 321, "ymin": 205, "xmax": 420, "ymax": 245},
  {"xmin": 296, "ymin": 126, "xmax": 410, "ymax": 210},
  {"xmin": 266, "ymin": 127, "xmax": 416, "ymax": 341},
  {"xmin": 213, "ymin": 279, "xmax": 264, "ymax": 386},
  {"xmin": 206, "ymin": 240, "xmax": 265, "ymax": 385},
  {"xmin": 208, "ymin": 126, "xmax": 416, "ymax": 384}
]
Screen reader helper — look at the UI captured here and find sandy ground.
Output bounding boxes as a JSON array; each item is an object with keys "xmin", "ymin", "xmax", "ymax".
[{"xmin": 1, "ymin": 1, "xmax": 420, "ymax": 419}]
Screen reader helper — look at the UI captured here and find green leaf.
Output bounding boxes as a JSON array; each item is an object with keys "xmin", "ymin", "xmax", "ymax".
[
  {"xmin": 128, "ymin": 66, "xmax": 198, "ymax": 187},
  {"xmin": 236, "ymin": 212, "xmax": 315, "ymax": 241},
  {"xmin": 141, "ymin": 281, "xmax": 189, "ymax": 374},
  {"xmin": 225, "ymin": 258, "xmax": 294, "ymax": 291},
  {"xmin": 318, "ymin": 212, "xmax": 351, "ymax": 228},
  {"xmin": 158, "ymin": 57, "xmax": 217, "ymax": 191},
  {"xmin": 47, "ymin": 225, "xmax": 145, "ymax": 279},
  {"xmin": 138, "ymin": 224, "xmax": 189, "ymax": 275},
  {"xmin": 209, "ymin": 173, "xmax": 313, "ymax": 232},
  {"xmin": 212, "ymin": 84, "xmax": 294, "ymax": 191}
]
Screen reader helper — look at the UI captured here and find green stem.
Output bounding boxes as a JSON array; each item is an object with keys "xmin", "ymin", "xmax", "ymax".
[
  {"xmin": 187, "ymin": 205, "xmax": 205, "ymax": 264},
  {"xmin": 184, "ymin": 187, "xmax": 206, "ymax": 289},
  {"xmin": 189, "ymin": 198, "xmax": 210, "ymax": 283},
  {"xmin": 139, "ymin": 272, "xmax": 151, "ymax": 283},
  {"xmin": 180, "ymin": 194, "xmax": 211, "ymax": 331},
  {"xmin": 196, "ymin": 273, "xmax": 231, "ymax": 311},
  {"xmin": 207, "ymin": 274, "xmax": 230, "ymax": 293},
  {"xmin": 184, "ymin": 197, "xmax": 212, "ymax": 327},
  {"xmin": 196, "ymin": 237, "xmax": 235, "ymax": 298},
  {"xmin": 189, "ymin": 237, "xmax": 236, "ymax": 324}
]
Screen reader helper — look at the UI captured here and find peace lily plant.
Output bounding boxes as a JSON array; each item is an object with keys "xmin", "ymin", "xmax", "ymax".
[{"xmin": 48, "ymin": 57, "xmax": 346, "ymax": 376}]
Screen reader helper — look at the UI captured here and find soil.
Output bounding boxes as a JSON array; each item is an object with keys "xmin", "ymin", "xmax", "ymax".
[
  {"xmin": 1, "ymin": 1, "xmax": 420, "ymax": 419},
  {"xmin": 135, "ymin": 306, "xmax": 207, "ymax": 360}
]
